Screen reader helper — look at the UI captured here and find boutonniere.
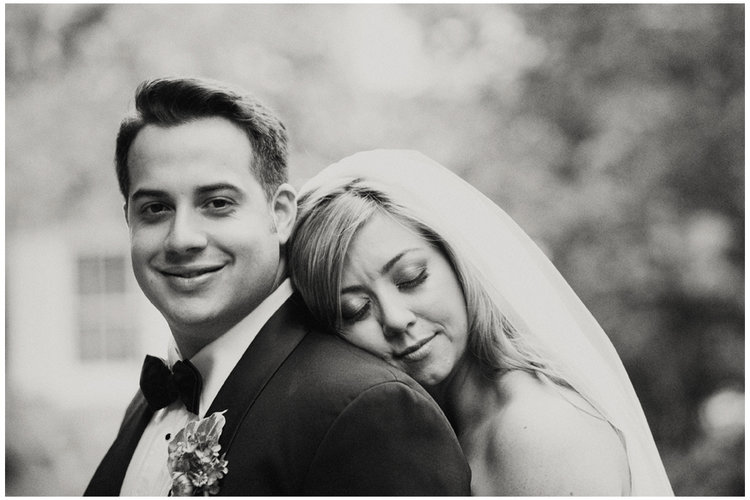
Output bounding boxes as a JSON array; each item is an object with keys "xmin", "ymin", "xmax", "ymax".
[{"xmin": 167, "ymin": 411, "xmax": 229, "ymax": 496}]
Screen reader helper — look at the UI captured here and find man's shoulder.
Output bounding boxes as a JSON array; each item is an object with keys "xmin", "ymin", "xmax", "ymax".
[
  {"xmin": 266, "ymin": 294, "xmax": 431, "ymax": 406},
  {"xmin": 293, "ymin": 326, "xmax": 416, "ymax": 387},
  {"xmin": 279, "ymin": 294, "xmax": 417, "ymax": 385}
]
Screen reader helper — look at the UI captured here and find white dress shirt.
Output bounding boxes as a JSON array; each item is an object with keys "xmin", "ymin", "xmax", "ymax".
[{"xmin": 120, "ymin": 279, "xmax": 293, "ymax": 496}]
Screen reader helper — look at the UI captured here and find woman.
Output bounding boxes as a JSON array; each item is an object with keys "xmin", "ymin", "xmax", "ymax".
[{"xmin": 288, "ymin": 150, "xmax": 673, "ymax": 495}]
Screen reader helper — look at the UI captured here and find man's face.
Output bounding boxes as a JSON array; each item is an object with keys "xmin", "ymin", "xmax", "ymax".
[{"xmin": 125, "ymin": 117, "xmax": 294, "ymax": 346}]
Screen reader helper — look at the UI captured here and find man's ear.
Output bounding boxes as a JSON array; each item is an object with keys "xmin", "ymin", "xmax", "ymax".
[{"xmin": 271, "ymin": 183, "xmax": 297, "ymax": 245}]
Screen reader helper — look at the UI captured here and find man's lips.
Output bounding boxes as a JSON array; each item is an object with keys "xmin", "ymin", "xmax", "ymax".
[
  {"xmin": 159, "ymin": 264, "xmax": 225, "ymax": 279},
  {"xmin": 395, "ymin": 333, "xmax": 439, "ymax": 359}
]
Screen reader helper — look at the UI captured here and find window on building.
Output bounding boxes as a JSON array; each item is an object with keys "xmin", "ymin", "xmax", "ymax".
[{"xmin": 77, "ymin": 254, "xmax": 137, "ymax": 361}]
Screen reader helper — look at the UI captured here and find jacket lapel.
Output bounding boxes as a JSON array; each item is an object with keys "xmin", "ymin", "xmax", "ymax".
[
  {"xmin": 206, "ymin": 294, "xmax": 309, "ymax": 452},
  {"xmin": 84, "ymin": 393, "xmax": 154, "ymax": 496},
  {"xmin": 86, "ymin": 295, "xmax": 309, "ymax": 495}
]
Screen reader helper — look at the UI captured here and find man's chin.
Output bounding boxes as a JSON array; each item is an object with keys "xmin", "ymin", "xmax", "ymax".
[{"xmin": 162, "ymin": 304, "xmax": 223, "ymax": 333}]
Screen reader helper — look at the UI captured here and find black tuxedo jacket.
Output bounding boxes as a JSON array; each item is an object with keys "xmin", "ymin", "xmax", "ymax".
[{"xmin": 85, "ymin": 294, "xmax": 470, "ymax": 495}]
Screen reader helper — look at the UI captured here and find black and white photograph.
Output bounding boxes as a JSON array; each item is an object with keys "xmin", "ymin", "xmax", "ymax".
[{"xmin": 5, "ymin": 3, "xmax": 744, "ymax": 496}]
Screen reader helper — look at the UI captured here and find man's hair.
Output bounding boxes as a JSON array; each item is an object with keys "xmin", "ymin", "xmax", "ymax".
[{"xmin": 115, "ymin": 77, "xmax": 288, "ymax": 201}]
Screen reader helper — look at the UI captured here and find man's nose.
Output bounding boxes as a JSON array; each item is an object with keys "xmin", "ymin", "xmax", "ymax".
[
  {"xmin": 379, "ymin": 293, "xmax": 417, "ymax": 339},
  {"xmin": 164, "ymin": 210, "xmax": 208, "ymax": 254}
]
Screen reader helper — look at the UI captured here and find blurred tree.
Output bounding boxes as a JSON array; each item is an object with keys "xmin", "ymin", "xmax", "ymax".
[
  {"xmin": 508, "ymin": 5, "xmax": 744, "ymax": 494},
  {"xmin": 4, "ymin": 3, "xmax": 743, "ymax": 495}
]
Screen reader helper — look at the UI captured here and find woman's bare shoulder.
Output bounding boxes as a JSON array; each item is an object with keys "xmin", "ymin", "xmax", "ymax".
[{"xmin": 473, "ymin": 370, "xmax": 630, "ymax": 496}]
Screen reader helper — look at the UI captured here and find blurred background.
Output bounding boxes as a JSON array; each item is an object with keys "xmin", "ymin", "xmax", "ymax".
[{"xmin": 4, "ymin": 4, "xmax": 744, "ymax": 495}]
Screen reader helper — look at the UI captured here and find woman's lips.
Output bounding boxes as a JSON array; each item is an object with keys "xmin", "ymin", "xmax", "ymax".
[{"xmin": 396, "ymin": 333, "xmax": 439, "ymax": 362}]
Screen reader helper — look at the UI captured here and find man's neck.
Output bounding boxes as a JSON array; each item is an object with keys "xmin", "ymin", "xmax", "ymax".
[
  {"xmin": 170, "ymin": 274, "xmax": 290, "ymax": 360},
  {"xmin": 171, "ymin": 317, "xmax": 240, "ymax": 360}
]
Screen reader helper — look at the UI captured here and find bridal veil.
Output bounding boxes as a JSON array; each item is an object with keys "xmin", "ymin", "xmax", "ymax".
[{"xmin": 299, "ymin": 149, "xmax": 674, "ymax": 495}]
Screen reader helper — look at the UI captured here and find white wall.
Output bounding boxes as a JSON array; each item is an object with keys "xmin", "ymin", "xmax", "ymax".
[{"xmin": 7, "ymin": 222, "xmax": 170, "ymax": 411}]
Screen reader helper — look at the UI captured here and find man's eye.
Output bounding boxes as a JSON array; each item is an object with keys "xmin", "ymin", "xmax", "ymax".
[
  {"xmin": 205, "ymin": 198, "xmax": 234, "ymax": 211},
  {"xmin": 141, "ymin": 203, "xmax": 169, "ymax": 217},
  {"xmin": 148, "ymin": 204, "xmax": 166, "ymax": 213}
]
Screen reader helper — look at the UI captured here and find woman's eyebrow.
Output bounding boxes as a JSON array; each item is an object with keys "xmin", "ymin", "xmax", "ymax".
[
  {"xmin": 341, "ymin": 248, "xmax": 421, "ymax": 295},
  {"xmin": 380, "ymin": 248, "xmax": 419, "ymax": 275}
]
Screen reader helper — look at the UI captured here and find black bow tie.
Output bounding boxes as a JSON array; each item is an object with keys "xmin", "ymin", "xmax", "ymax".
[{"xmin": 139, "ymin": 355, "xmax": 203, "ymax": 415}]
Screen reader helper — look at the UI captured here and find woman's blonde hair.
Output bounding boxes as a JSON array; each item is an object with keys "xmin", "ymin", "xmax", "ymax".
[{"xmin": 288, "ymin": 177, "xmax": 566, "ymax": 383}]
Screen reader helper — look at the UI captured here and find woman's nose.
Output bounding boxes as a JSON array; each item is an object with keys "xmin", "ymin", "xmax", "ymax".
[
  {"xmin": 164, "ymin": 210, "xmax": 208, "ymax": 254},
  {"xmin": 379, "ymin": 293, "xmax": 417, "ymax": 338}
]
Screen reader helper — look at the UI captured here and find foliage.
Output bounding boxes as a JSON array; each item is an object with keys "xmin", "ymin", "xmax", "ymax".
[{"xmin": 5, "ymin": 4, "xmax": 744, "ymax": 495}]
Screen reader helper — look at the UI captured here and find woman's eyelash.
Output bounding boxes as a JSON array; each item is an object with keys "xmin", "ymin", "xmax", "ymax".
[
  {"xmin": 340, "ymin": 265, "xmax": 427, "ymax": 324},
  {"xmin": 397, "ymin": 268, "xmax": 428, "ymax": 289},
  {"xmin": 342, "ymin": 300, "xmax": 371, "ymax": 323},
  {"xmin": 351, "ymin": 303, "xmax": 370, "ymax": 320}
]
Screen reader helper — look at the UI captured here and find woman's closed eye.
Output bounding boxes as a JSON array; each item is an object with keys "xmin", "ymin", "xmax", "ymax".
[
  {"xmin": 341, "ymin": 297, "xmax": 371, "ymax": 323},
  {"xmin": 395, "ymin": 266, "xmax": 428, "ymax": 290}
]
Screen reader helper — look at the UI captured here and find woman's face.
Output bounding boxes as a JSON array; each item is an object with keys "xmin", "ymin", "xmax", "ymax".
[{"xmin": 339, "ymin": 212, "xmax": 469, "ymax": 388}]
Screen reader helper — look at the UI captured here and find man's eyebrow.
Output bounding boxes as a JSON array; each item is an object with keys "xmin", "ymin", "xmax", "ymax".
[
  {"xmin": 340, "ymin": 248, "xmax": 419, "ymax": 295},
  {"xmin": 195, "ymin": 183, "xmax": 243, "ymax": 196},
  {"xmin": 130, "ymin": 188, "xmax": 166, "ymax": 202},
  {"xmin": 129, "ymin": 184, "xmax": 243, "ymax": 202}
]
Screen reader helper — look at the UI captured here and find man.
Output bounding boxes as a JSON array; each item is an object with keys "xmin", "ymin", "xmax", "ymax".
[{"xmin": 85, "ymin": 77, "xmax": 470, "ymax": 496}]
